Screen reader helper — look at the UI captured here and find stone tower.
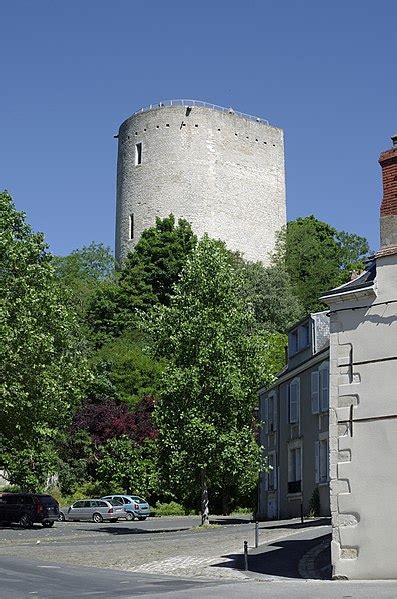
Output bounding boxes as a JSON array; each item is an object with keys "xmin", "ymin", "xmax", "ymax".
[{"xmin": 115, "ymin": 100, "xmax": 286, "ymax": 264}]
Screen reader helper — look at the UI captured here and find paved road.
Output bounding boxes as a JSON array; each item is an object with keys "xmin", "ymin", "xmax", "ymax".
[
  {"xmin": 0, "ymin": 516, "xmax": 329, "ymax": 579},
  {"xmin": 2, "ymin": 556, "xmax": 397, "ymax": 598}
]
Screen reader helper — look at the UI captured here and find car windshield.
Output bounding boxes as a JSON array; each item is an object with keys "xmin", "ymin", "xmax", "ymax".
[{"xmin": 128, "ymin": 496, "xmax": 145, "ymax": 503}]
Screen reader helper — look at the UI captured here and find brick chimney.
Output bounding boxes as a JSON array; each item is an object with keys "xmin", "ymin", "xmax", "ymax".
[{"xmin": 379, "ymin": 134, "xmax": 397, "ymax": 252}]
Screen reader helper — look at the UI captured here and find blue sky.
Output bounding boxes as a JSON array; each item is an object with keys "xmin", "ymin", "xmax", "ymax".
[{"xmin": 1, "ymin": 0, "xmax": 396, "ymax": 255}]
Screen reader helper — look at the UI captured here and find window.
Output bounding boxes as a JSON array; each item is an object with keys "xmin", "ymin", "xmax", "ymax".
[
  {"xmin": 288, "ymin": 378, "xmax": 300, "ymax": 424},
  {"xmin": 264, "ymin": 392, "xmax": 277, "ymax": 433},
  {"xmin": 288, "ymin": 446, "xmax": 302, "ymax": 493},
  {"xmin": 129, "ymin": 214, "xmax": 134, "ymax": 240},
  {"xmin": 299, "ymin": 323, "xmax": 310, "ymax": 349},
  {"xmin": 315, "ymin": 439, "xmax": 329, "ymax": 483},
  {"xmin": 267, "ymin": 452, "xmax": 277, "ymax": 490},
  {"xmin": 311, "ymin": 362, "xmax": 329, "ymax": 413},
  {"xmin": 311, "ymin": 371, "xmax": 320, "ymax": 414},
  {"xmin": 319, "ymin": 362, "xmax": 329, "ymax": 412},
  {"xmin": 290, "ymin": 329, "xmax": 298, "ymax": 354},
  {"xmin": 135, "ymin": 142, "xmax": 142, "ymax": 165}
]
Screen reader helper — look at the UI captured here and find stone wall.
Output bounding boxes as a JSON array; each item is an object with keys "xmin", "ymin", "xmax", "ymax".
[{"xmin": 115, "ymin": 104, "xmax": 286, "ymax": 264}]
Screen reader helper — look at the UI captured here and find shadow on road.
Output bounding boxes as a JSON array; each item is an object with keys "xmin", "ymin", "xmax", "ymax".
[
  {"xmin": 78, "ymin": 526, "xmax": 191, "ymax": 535},
  {"xmin": 212, "ymin": 532, "xmax": 331, "ymax": 579},
  {"xmin": 260, "ymin": 517, "xmax": 331, "ymax": 531},
  {"xmin": 209, "ymin": 517, "xmax": 252, "ymax": 526}
]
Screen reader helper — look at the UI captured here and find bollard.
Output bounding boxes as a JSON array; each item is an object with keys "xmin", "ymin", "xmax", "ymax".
[
  {"xmin": 300, "ymin": 503, "xmax": 304, "ymax": 525},
  {"xmin": 244, "ymin": 540, "xmax": 248, "ymax": 571},
  {"xmin": 255, "ymin": 521, "xmax": 259, "ymax": 548}
]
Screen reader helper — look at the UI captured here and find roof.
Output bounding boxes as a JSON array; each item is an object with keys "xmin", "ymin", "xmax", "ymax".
[{"xmin": 320, "ymin": 259, "xmax": 376, "ymax": 299}]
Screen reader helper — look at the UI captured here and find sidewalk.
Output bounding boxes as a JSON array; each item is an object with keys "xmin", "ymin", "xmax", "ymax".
[{"xmin": 213, "ymin": 518, "xmax": 332, "ymax": 580}]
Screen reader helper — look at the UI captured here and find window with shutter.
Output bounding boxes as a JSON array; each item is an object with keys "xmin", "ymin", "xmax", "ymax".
[
  {"xmin": 311, "ymin": 371, "xmax": 320, "ymax": 414},
  {"xmin": 289, "ymin": 379, "xmax": 300, "ymax": 423},
  {"xmin": 319, "ymin": 439, "xmax": 328, "ymax": 482},
  {"xmin": 319, "ymin": 363, "xmax": 329, "ymax": 412}
]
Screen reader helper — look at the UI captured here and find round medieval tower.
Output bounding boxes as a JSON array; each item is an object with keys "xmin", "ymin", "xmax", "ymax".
[{"xmin": 115, "ymin": 100, "xmax": 286, "ymax": 264}]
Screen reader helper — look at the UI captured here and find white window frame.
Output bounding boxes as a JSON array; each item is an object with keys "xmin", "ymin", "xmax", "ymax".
[
  {"xmin": 288, "ymin": 440, "xmax": 302, "ymax": 494},
  {"xmin": 288, "ymin": 378, "xmax": 300, "ymax": 424}
]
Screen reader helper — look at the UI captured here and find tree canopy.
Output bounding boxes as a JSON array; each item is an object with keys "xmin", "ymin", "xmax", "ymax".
[
  {"xmin": 0, "ymin": 192, "xmax": 89, "ymax": 489},
  {"xmin": 145, "ymin": 236, "xmax": 284, "ymax": 521},
  {"xmin": 273, "ymin": 215, "xmax": 370, "ymax": 312}
]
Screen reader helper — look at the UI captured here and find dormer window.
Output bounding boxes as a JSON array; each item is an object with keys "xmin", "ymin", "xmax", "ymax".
[{"xmin": 289, "ymin": 322, "xmax": 310, "ymax": 356}]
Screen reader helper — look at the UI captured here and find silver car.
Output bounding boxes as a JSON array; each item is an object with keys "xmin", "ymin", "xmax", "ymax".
[
  {"xmin": 102, "ymin": 495, "xmax": 150, "ymax": 521},
  {"xmin": 59, "ymin": 498, "xmax": 124, "ymax": 523}
]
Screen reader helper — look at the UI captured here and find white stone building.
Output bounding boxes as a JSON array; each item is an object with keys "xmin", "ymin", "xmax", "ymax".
[
  {"xmin": 115, "ymin": 100, "xmax": 286, "ymax": 264},
  {"xmin": 321, "ymin": 134, "xmax": 397, "ymax": 579}
]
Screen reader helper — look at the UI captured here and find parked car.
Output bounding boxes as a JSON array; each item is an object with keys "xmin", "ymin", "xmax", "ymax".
[
  {"xmin": 0, "ymin": 493, "xmax": 59, "ymax": 528},
  {"xmin": 58, "ymin": 498, "xmax": 124, "ymax": 523},
  {"xmin": 101, "ymin": 495, "xmax": 150, "ymax": 521}
]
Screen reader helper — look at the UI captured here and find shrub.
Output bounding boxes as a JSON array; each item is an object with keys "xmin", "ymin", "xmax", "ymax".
[
  {"xmin": 153, "ymin": 501, "xmax": 186, "ymax": 516},
  {"xmin": 308, "ymin": 487, "xmax": 321, "ymax": 517}
]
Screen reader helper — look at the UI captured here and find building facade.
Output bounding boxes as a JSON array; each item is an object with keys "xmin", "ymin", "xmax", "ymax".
[
  {"xmin": 258, "ymin": 312, "xmax": 330, "ymax": 520},
  {"xmin": 322, "ymin": 135, "xmax": 397, "ymax": 579},
  {"xmin": 115, "ymin": 100, "xmax": 286, "ymax": 264}
]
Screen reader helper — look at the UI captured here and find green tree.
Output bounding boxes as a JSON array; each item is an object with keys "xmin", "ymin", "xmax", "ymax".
[
  {"xmin": 0, "ymin": 192, "xmax": 89, "ymax": 489},
  {"xmin": 96, "ymin": 437, "xmax": 158, "ymax": 498},
  {"xmin": 91, "ymin": 332, "xmax": 164, "ymax": 407},
  {"xmin": 87, "ymin": 215, "xmax": 197, "ymax": 343},
  {"xmin": 273, "ymin": 216, "xmax": 369, "ymax": 312},
  {"xmin": 53, "ymin": 242, "xmax": 115, "ymax": 317},
  {"xmin": 145, "ymin": 236, "xmax": 280, "ymax": 523},
  {"xmin": 238, "ymin": 261, "xmax": 303, "ymax": 333}
]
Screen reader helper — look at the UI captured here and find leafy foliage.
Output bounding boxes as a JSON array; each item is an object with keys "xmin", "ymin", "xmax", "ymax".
[
  {"xmin": 96, "ymin": 437, "xmax": 158, "ymax": 497},
  {"xmin": 273, "ymin": 216, "xmax": 370, "ymax": 312},
  {"xmin": 87, "ymin": 215, "xmax": 197, "ymax": 343},
  {"xmin": 0, "ymin": 192, "xmax": 89, "ymax": 489},
  {"xmin": 145, "ymin": 236, "xmax": 279, "ymax": 518},
  {"xmin": 90, "ymin": 332, "xmax": 164, "ymax": 406},
  {"xmin": 72, "ymin": 396, "xmax": 157, "ymax": 445}
]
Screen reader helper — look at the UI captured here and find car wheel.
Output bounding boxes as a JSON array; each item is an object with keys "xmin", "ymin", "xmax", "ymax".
[
  {"xmin": 19, "ymin": 514, "xmax": 33, "ymax": 528},
  {"xmin": 58, "ymin": 512, "xmax": 66, "ymax": 522},
  {"xmin": 42, "ymin": 521, "xmax": 55, "ymax": 528},
  {"xmin": 126, "ymin": 512, "xmax": 134, "ymax": 521},
  {"xmin": 138, "ymin": 516, "xmax": 147, "ymax": 521},
  {"xmin": 92, "ymin": 512, "xmax": 103, "ymax": 523}
]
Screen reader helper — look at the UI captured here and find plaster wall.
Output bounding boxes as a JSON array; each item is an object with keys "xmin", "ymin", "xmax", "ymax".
[
  {"xmin": 115, "ymin": 105, "xmax": 286, "ymax": 264},
  {"xmin": 327, "ymin": 253, "xmax": 397, "ymax": 579}
]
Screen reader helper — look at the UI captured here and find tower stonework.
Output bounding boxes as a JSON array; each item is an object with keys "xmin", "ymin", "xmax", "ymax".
[{"xmin": 115, "ymin": 101, "xmax": 286, "ymax": 264}]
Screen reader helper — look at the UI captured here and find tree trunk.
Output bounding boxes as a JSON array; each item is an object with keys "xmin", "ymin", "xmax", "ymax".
[
  {"xmin": 221, "ymin": 487, "xmax": 230, "ymax": 516},
  {"xmin": 201, "ymin": 472, "xmax": 209, "ymax": 525}
]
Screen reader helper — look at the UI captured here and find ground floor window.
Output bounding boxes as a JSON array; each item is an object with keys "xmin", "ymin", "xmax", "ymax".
[{"xmin": 288, "ymin": 446, "xmax": 302, "ymax": 493}]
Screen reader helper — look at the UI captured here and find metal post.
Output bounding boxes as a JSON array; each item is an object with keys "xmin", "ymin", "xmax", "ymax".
[
  {"xmin": 255, "ymin": 521, "xmax": 259, "ymax": 548},
  {"xmin": 300, "ymin": 503, "xmax": 304, "ymax": 525},
  {"xmin": 244, "ymin": 541, "xmax": 248, "ymax": 571}
]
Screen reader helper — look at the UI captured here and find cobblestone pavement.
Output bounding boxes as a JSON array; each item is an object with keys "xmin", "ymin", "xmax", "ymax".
[{"xmin": 0, "ymin": 517, "xmax": 327, "ymax": 580}]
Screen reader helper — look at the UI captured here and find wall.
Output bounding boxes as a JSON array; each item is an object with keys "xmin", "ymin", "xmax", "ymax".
[
  {"xmin": 115, "ymin": 105, "xmax": 286, "ymax": 264},
  {"xmin": 326, "ymin": 254, "xmax": 397, "ymax": 579}
]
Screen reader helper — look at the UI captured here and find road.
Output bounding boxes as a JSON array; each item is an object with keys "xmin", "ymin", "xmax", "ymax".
[
  {"xmin": 0, "ymin": 515, "xmax": 328, "ymax": 578},
  {"xmin": 2, "ymin": 556, "xmax": 397, "ymax": 598}
]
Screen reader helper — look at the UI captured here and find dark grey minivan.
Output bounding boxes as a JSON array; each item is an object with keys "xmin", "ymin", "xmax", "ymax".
[{"xmin": 0, "ymin": 493, "xmax": 59, "ymax": 528}]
